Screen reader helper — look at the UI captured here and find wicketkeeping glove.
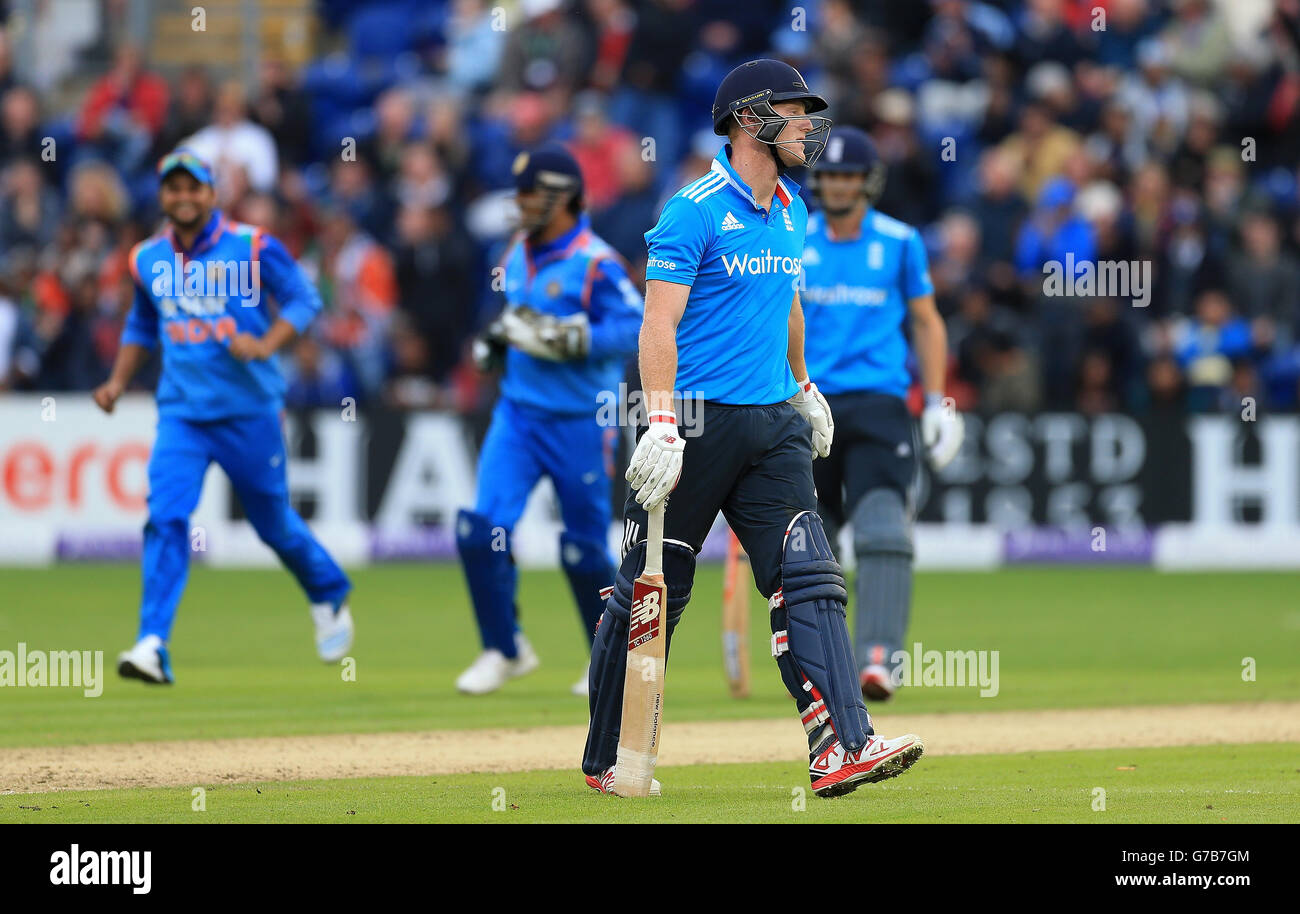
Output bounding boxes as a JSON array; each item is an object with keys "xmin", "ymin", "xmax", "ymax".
[
  {"xmin": 788, "ymin": 378, "xmax": 834, "ymax": 459},
  {"xmin": 625, "ymin": 409, "xmax": 685, "ymax": 511},
  {"xmin": 472, "ymin": 317, "xmax": 508, "ymax": 372},
  {"xmin": 921, "ymin": 393, "xmax": 964, "ymax": 470},
  {"xmin": 499, "ymin": 306, "xmax": 590, "ymax": 361}
]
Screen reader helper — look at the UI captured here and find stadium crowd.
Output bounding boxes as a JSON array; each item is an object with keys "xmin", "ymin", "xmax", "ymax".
[{"xmin": 2, "ymin": 0, "xmax": 1300, "ymax": 417}]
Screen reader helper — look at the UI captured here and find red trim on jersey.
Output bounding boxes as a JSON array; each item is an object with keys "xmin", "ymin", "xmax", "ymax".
[{"xmin": 774, "ymin": 180, "xmax": 793, "ymax": 208}]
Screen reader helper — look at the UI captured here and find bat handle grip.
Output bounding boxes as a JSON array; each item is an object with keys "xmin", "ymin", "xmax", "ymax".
[{"xmin": 644, "ymin": 502, "xmax": 665, "ymax": 577}]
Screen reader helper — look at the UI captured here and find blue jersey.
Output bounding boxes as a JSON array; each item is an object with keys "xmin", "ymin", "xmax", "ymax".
[
  {"xmin": 801, "ymin": 208, "xmax": 934, "ymax": 399},
  {"xmin": 122, "ymin": 210, "xmax": 323, "ymax": 421},
  {"xmin": 499, "ymin": 215, "xmax": 642, "ymax": 416},
  {"xmin": 644, "ymin": 147, "xmax": 806, "ymax": 405}
]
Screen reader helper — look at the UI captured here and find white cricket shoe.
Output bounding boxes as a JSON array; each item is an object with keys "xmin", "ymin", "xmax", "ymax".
[
  {"xmin": 117, "ymin": 634, "xmax": 174, "ymax": 685},
  {"xmin": 571, "ymin": 661, "xmax": 590, "ymax": 697},
  {"xmin": 809, "ymin": 728, "xmax": 924, "ymax": 798},
  {"xmin": 456, "ymin": 633, "xmax": 540, "ymax": 695},
  {"xmin": 311, "ymin": 602, "xmax": 354, "ymax": 662},
  {"xmin": 586, "ymin": 766, "xmax": 661, "ymax": 796},
  {"xmin": 860, "ymin": 664, "xmax": 896, "ymax": 702}
]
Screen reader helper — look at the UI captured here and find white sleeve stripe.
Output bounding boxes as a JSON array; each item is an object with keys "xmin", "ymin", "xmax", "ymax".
[
  {"xmin": 679, "ymin": 175, "xmax": 712, "ymax": 198},
  {"xmin": 685, "ymin": 173, "xmax": 726, "ymax": 201},
  {"xmin": 693, "ymin": 181, "xmax": 728, "ymax": 203}
]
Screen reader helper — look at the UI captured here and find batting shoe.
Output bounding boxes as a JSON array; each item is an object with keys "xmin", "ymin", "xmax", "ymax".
[
  {"xmin": 311, "ymin": 601, "xmax": 354, "ymax": 662},
  {"xmin": 571, "ymin": 661, "xmax": 590, "ymax": 697},
  {"xmin": 117, "ymin": 635, "xmax": 174, "ymax": 685},
  {"xmin": 808, "ymin": 727, "xmax": 924, "ymax": 798},
  {"xmin": 456, "ymin": 633, "xmax": 540, "ymax": 695},
  {"xmin": 585, "ymin": 766, "xmax": 661, "ymax": 797},
  {"xmin": 860, "ymin": 664, "xmax": 896, "ymax": 702}
]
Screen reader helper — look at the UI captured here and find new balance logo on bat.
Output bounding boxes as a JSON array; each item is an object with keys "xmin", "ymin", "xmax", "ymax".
[
  {"xmin": 721, "ymin": 212, "xmax": 744, "ymax": 231},
  {"xmin": 628, "ymin": 589, "xmax": 662, "ymax": 647}
]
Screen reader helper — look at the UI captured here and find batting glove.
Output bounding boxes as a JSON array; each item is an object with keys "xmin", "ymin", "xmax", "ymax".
[
  {"xmin": 626, "ymin": 410, "xmax": 685, "ymax": 511},
  {"xmin": 921, "ymin": 393, "xmax": 964, "ymax": 470},
  {"xmin": 788, "ymin": 378, "xmax": 834, "ymax": 459}
]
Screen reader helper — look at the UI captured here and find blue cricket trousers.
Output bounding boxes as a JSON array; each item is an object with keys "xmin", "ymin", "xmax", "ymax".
[{"xmin": 138, "ymin": 410, "xmax": 351, "ymax": 640}]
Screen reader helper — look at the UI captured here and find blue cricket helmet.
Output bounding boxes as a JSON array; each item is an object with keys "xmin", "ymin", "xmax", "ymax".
[
  {"xmin": 712, "ymin": 58, "xmax": 832, "ymax": 167},
  {"xmin": 812, "ymin": 126, "xmax": 886, "ymax": 208}
]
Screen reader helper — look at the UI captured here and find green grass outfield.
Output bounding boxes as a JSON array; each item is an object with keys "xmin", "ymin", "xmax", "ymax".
[
  {"xmin": 1, "ymin": 565, "xmax": 1298, "ymax": 747},
  {"xmin": 2, "ymin": 743, "xmax": 1296, "ymax": 824}
]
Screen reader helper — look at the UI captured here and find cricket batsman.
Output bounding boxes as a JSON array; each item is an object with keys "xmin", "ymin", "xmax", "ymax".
[
  {"xmin": 93, "ymin": 150, "xmax": 354, "ymax": 684},
  {"xmin": 456, "ymin": 144, "xmax": 642, "ymax": 696},
  {"xmin": 583, "ymin": 60, "xmax": 925, "ymax": 798},
  {"xmin": 802, "ymin": 127, "xmax": 964, "ymax": 700}
]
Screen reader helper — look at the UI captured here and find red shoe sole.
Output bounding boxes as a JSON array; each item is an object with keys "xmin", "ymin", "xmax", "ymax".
[{"xmin": 811, "ymin": 740, "xmax": 924, "ymax": 798}]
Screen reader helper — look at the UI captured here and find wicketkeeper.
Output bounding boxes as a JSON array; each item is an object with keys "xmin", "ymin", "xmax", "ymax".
[
  {"xmin": 94, "ymin": 150, "xmax": 354, "ymax": 684},
  {"xmin": 802, "ymin": 127, "xmax": 964, "ymax": 700},
  {"xmin": 456, "ymin": 144, "xmax": 642, "ymax": 696},
  {"xmin": 582, "ymin": 60, "xmax": 925, "ymax": 798}
]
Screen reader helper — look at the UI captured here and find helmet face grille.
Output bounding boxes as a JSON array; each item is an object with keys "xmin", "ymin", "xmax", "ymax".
[{"xmin": 733, "ymin": 98, "xmax": 833, "ymax": 168}]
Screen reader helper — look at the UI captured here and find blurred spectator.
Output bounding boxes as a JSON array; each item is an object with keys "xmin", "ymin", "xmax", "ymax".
[
  {"xmin": 183, "ymin": 81, "xmax": 279, "ymax": 192},
  {"xmin": 1173, "ymin": 288, "xmax": 1255, "ymax": 410},
  {"xmin": 967, "ymin": 148, "xmax": 1027, "ymax": 289},
  {"xmin": 585, "ymin": 0, "xmax": 635, "ymax": 93},
  {"xmin": 871, "ymin": 89, "xmax": 941, "ymax": 227},
  {"xmin": 154, "ymin": 66, "xmax": 213, "ymax": 163},
  {"xmin": 393, "ymin": 202, "xmax": 478, "ymax": 382},
  {"xmin": 1160, "ymin": 0, "xmax": 1234, "ymax": 89},
  {"xmin": 1226, "ymin": 209, "xmax": 1300, "ymax": 342},
  {"xmin": 1095, "ymin": 0, "xmax": 1163, "ymax": 71},
  {"xmin": 0, "ymin": 87, "xmax": 48, "ymax": 171},
  {"xmin": 569, "ymin": 92, "xmax": 637, "ymax": 212},
  {"xmin": 1, "ymin": 159, "xmax": 61, "ymax": 249},
  {"xmin": 499, "ymin": 0, "xmax": 591, "ymax": 93},
  {"xmin": 77, "ymin": 44, "xmax": 168, "ymax": 173},
  {"xmin": 999, "ymin": 100, "xmax": 1082, "ymax": 202},
  {"xmin": 68, "ymin": 160, "xmax": 129, "ymax": 229},
  {"xmin": 284, "ymin": 335, "xmax": 362, "ymax": 408},
  {"xmin": 592, "ymin": 141, "xmax": 658, "ymax": 270},
  {"xmin": 312, "ymin": 203, "xmax": 398, "ymax": 397},
  {"xmin": 949, "ymin": 286, "xmax": 1041, "ymax": 411},
  {"xmin": 444, "ymin": 0, "xmax": 508, "ymax": 94},
  {"xmin": 361, "ymin": 88, "xmax": 418, "ymax": 185},
  {"xmin": 250, "ymin": 58, "xmax": 313, "ymax": 169},
  {"xmin": 1014, "ymin": 177, "xmax": 1097, "ymax": 281}
]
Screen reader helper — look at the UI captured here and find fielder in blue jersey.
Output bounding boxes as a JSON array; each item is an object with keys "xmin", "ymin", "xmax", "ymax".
[
  {"xmin": 455, "ymin": 144, "xmax": 642, "ymax": 697},
  {"xmin": 93, "ymin": 150, "xmax": 353, "ymax": 685},
  {"xmin": 582, "ymin": 60, "xmax": 925, "ymax": 800},
  {"xmin": 802, "ymin": 127, "xmax": 965, "ymax": 701}
]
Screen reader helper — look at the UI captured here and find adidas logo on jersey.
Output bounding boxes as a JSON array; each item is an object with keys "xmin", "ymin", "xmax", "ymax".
[{"xmin": 721, "ymin": 212, "xmax": 744, "ymax": 231}]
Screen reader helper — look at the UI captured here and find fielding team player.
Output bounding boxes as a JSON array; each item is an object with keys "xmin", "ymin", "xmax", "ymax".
[
  {"xmin": 94, "ymin": 150, "xmax": 353, "ymax": 684},
  {"xmin": 582, "ymin": 61, "xmax": 925, "ymax": 798},
  {"xmin": 802, "ymin": 127, "xmax": 964, "ymax": 700},
  {"xmin": 457, "ymin": 144, "xmax": 642, "ymax": 696}
]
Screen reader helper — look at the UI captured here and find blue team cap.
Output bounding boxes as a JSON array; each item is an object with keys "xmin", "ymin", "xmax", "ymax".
[{"xmin": 157, "ymin": 149, "xmax": 215, "ymax": 186}]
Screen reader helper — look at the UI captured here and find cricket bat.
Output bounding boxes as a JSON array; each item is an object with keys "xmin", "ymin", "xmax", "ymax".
[
  {"xmin": 613, "ymin": 502, "xmax": 667, "ymax": 798},
  {"xmin": 721, "ymin": 530, "xmax": 751, "ymax": 698}
]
